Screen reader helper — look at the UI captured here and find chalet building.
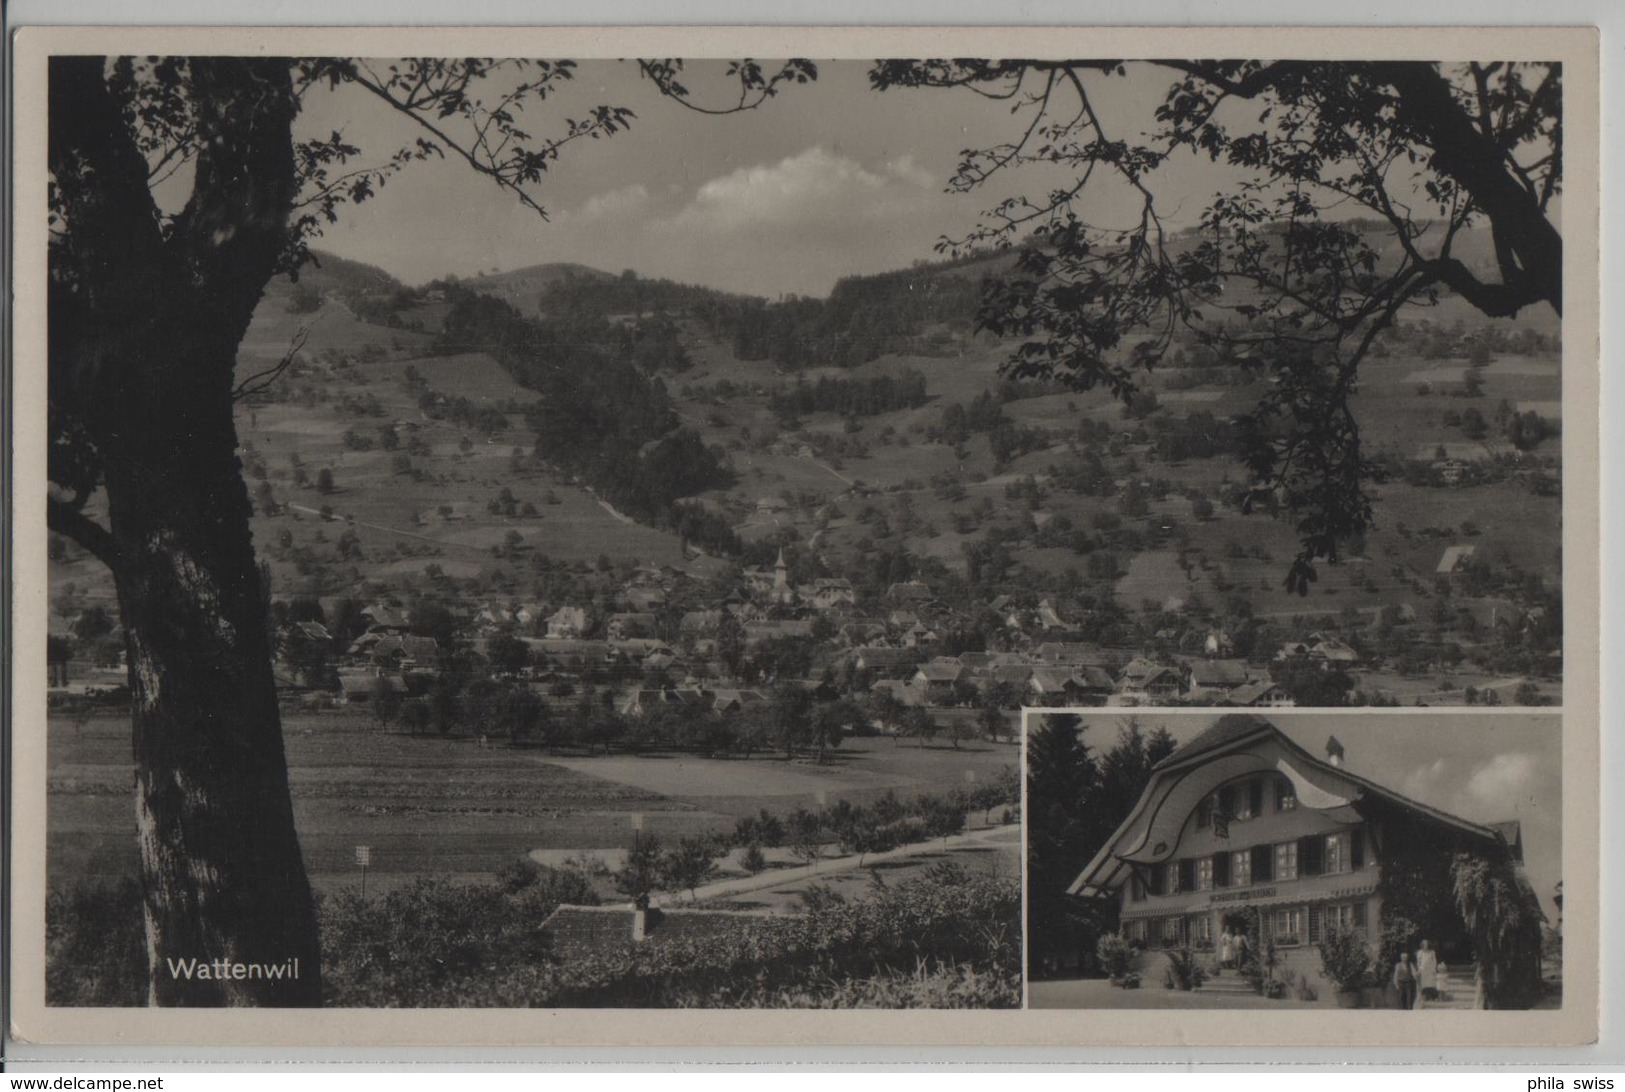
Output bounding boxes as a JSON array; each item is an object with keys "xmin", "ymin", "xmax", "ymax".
[
  {"xmin": 1222, "ymin": 679, "xmax": 1296, "ymax": 708},
  {"xmin": 807, "ymin": 578, "xmax": 856, "ymax": 609},
  {"xmin": 1115, "ymin": 658, "xmax": 1184, "ymax": 705},
  {"xmin": 623, "ymin": 586, "xmax": 667, "ymax": 612},
  {"xmin": 912, "ymin": 658, "xmax": 967, "ymax": 704},
  {"xmin": 1035, "ymin": 598, "xmax": 1069, "ymax": 630},
  {"xmin": 360, "ymin": 605, "xmax": 410, "ymax": 633},
  {"xmin": 886, "ymin": 580, "xmax": 934, "ymax": 608},
  {"xmin": 1185, "ymin": 659, "xmax": 1254, "ymax": 702},
  {"xmin": 1034, "ymin": 642, "xmax": 1103, "ymax": 665},
  {"xmin": 367, "ymin": 634, "xmax": 439, "ymax": 672},
  {"xmin": 854, "ymin": 646, "xmax": 923, "ymax": 679},
  {"xmin": 678, "ymin": 610, "xmax": 723, "ymax": 638},
  {"xmin": 1068, "ymin": 715, "xmax": 1524, "ymax": 983},
  {"xmin": 338, "ymin": 670, "xmax": 405, "ymax": 704},
  {"xmin": 1028, "ymin": 666, "xmax": 1115, "ymax": 707},
  {"xmin": 546, "ymin": 606, "xmax": 589, "ymax": 640},
  {"xmin": 1307, "ymin": 632, "xmax": 1360, "ymax": 665}
]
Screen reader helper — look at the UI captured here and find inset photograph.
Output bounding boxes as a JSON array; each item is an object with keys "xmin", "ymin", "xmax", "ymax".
[{"xmin": 1025, "ymin": 710, "xmax": 1559, "ymax": 1011}]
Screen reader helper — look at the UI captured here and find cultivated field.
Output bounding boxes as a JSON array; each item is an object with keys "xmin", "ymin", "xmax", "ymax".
[{"xmin": 47, "ymin": 711, "xmax": 1020, "ymax": 901}]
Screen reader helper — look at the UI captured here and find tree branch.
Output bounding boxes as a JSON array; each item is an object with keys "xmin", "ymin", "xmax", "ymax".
[{"xmin": 47, "ymin": 495, "xmax": 117, "ymax": 567}]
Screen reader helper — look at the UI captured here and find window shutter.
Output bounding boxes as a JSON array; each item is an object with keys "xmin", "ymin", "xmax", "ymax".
[
  {"xmin": 1179, "ymin": 858, "xmax": 1196, "ymax": 893},
  {"xmin": 1248, "ymin": 780, "xmax": 1264, "ymax": 817},
  {"xmin": 1299, "ymin": 835, "xmax": 1321, "ymax": 876},
  {"xmin": 1213, "ymin": 851, "xmax": 1229, "ymax": 887},
  {"xmin": 1351, "ymin": 827, "xmax": 1365, "ymax": 868},
  {"xmin": 1308, "ymin": 905, "xmax": 1322, "ymax": 945},
  {"xmin": 1252, "ymin": 843, "xmax": 1273, "ymax": 882}
]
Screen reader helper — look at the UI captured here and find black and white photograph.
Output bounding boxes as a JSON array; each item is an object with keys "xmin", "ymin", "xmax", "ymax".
[
  {"xmin": 12, "ymin": 23, "xmax": 1597, "ymax": 1044},
  {"xmin": 1024, "ymin": 709, "xmax": 1562, "ymax": 1012}
]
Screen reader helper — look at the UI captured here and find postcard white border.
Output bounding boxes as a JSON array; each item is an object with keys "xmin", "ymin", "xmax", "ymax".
[{"xmin": 8, "ymin": 24, "xmax": 1601, "ymax": 1049}]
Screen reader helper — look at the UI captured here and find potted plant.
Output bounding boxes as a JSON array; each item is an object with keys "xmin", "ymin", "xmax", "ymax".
[
  {"xmin": 1163, "ymin": 944, "xmax": 1206, "ymax": 991},
  {"xmin": 1097, "ymin": 932, "xmax": 1141, "ymax": 989},
  {"xmin": 1319, "ymin": 927, "xmax": 1375, "ymax": 1008}
]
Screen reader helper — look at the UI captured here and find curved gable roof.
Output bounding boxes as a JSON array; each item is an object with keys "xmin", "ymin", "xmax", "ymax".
[{"xmin": 1069, "ymin": 716, "xmax": 1506, "ymax": 897}]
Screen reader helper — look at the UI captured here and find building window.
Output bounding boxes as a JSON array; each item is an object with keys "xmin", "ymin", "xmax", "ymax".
[
  {"xmin": 1275, "ymin": 841, "xmax": 1299, "ymax": 881},
  {"xmin": 1197, "ymin": 857, "xmax": 1214, "ymax": 892},
  {"xmin": 1177, "ymin": 858, "xmax": 1196, "ymax": 894},
  {"xmin": 1163, "ymin": 917, "xmax": 1182, "ymax": 947},
  {"xmin": 1196, "ymin": 797, "xmax": 1212, "ymax": 829},
  {"xmin": 1324, "ymin": 832, "xmax": 1351, "ymax": 874},
  {"xmin": 1235, "ymin": 781, "xmax": 1256, "ymax": 821},
  {"xmin": 1232, "ymin": 849, "xmax": 1251, "ymax": 887},
  {"xmin": 1273, "ymin": 907, "xmax": 1305, "ymax": 946},
  {"xmin": 1128, "ymin": 918, "xmax": 1148, "ymax": 943},
  {"xmin": 1149, "ymin": 862, "xmax": 1167, "ymax": 896},
  {"xmin": 1275, "ymin": 776, "xmax": 1297, "ymax": 812},
  {"xmin": 1130, "ymin": 872, "xmax": 1147, "ymax": 902},
  {"xmin": 1192, "ymin": 914, "xmax": 1213, "ymax": 948}
]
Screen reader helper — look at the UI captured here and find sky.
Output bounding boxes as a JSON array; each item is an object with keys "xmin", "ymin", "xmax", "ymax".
[
  {"xmin": 289, "ymin": 60, "xmax": 1241, "ymax": 298},
  {"xmin": 1066, "ymin": 711, "xmax": 1564, "ymax": 919}
]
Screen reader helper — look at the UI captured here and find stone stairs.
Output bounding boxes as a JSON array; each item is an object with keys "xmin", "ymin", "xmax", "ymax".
[
  {"xmin": 1420, "ymin": 965, "xmax": 1480, "ymax": 1010},
  {"xmin": 1195, "ymin": 970, "xmax": 1258, "ymax": 995}
]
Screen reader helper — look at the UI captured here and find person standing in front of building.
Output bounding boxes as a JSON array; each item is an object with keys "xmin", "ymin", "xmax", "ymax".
[
  {"xmin": 1415, "ymin": 939, "xmax": 1441, "ymax": 1005},
  {"xmin": 1393, "ymin": 951, "xmax": 1418, "ymax": 1010},
  {"xmin": 1219, "ymin": 929, "xmax": 1234, "ymax": 972}
]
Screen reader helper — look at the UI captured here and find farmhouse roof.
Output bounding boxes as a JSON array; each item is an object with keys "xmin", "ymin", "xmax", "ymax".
[
  {"xmin": 1035, "ymin": 642, "xmax": 1103, "ymax": 664},
  {"xmin": 294, "ymin": 621, "xmax": 333, "ymax": 643},
  {"xmin": 1436, "ymin": 544, "xmax": 1478, "ymax": 574},
  {"xmin": 1028, "ymin": 667, "xmax": 1079, "ymax": 694},
  {"xmin": 915, "ymin": 660, "xmax": 965, "ymax": 683},
  {"xmin": 679, "ymin": 610, "xmax": 723, "ymax": 634},
  {"xmin": 855, "ymin": 646, "xmax": 922, "ymax": 669},
  {"xmin": 1225, "ymin": 680, "xmax": 1292, "ymax": 707},
  {"xmin": 362, "ymin": 606, "xmax": 409, "ymax": 630},
  {"xmin": 886, "ymin": 581, "xmax": 934, "ymax": 605},
  {"xmin": 1187, "ymin": 659, "xmax": 1251, "ymax": 689},
  {"xmin": 371, "ymin": 635, "xmax": 439, "ymax": 663},
  {"xmin": 1070, "ymin": 715, "xmax": 1510, "ymax": 899}
]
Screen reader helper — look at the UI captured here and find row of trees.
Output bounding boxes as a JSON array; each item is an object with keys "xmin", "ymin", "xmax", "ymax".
[
  {"xmin": 1026, "ymin": 716, "xmax": 1178, "ymax": 978},
  {"xmin": 614, "ymin": 775, "xmax": 1020, "ymax": 908}
]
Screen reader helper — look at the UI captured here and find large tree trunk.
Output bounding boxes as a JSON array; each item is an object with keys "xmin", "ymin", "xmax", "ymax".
[
  {"xmin": 49, "ymin": 56, "xmax": 320, "ymax": 1005},
  {"xmin": 106, "ymin": 379, "xmax": 321, "ymax": 1006}
]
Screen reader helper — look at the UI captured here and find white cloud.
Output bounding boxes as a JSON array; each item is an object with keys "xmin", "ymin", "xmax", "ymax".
[
  {"xmin": 670, "ymin": 145, "xmax": 938, "ymax": 232},
  {"xmin": 570, "ymin": 183, "xmax": 652, "ymax": 221},
  {"xmin": 1462, "ymin": 752, "xmax": 1540, "ymax": 814}
]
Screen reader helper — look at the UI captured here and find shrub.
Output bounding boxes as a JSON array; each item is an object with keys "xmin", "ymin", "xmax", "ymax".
[
  {"xmin": 1096, "ymin": 933, "xmax": 1139, "ymax": 980},
  {"xmin": 1318, "ymin": 927, "xmax": 1376, "ymax": 992},
  {"xmin": 1162, "ymin": 944, "xmax": 1206, "ymax": 991},
  {"xmin": 740, "ymin": 844, "xmax": 767, "ymax": 874},
  {"xmin": 46, "ymin": 879, "xmax": 148, "ymax": 1006}
]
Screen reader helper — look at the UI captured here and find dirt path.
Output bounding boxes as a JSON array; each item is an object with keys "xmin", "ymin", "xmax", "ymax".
[
  {"xmin": 648, "ymin": 820, "xmax": 1019, "ymax": 909},
  {"xmin": 285, "ymin": 502, "xmax": 489, "ymax": 554}
]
